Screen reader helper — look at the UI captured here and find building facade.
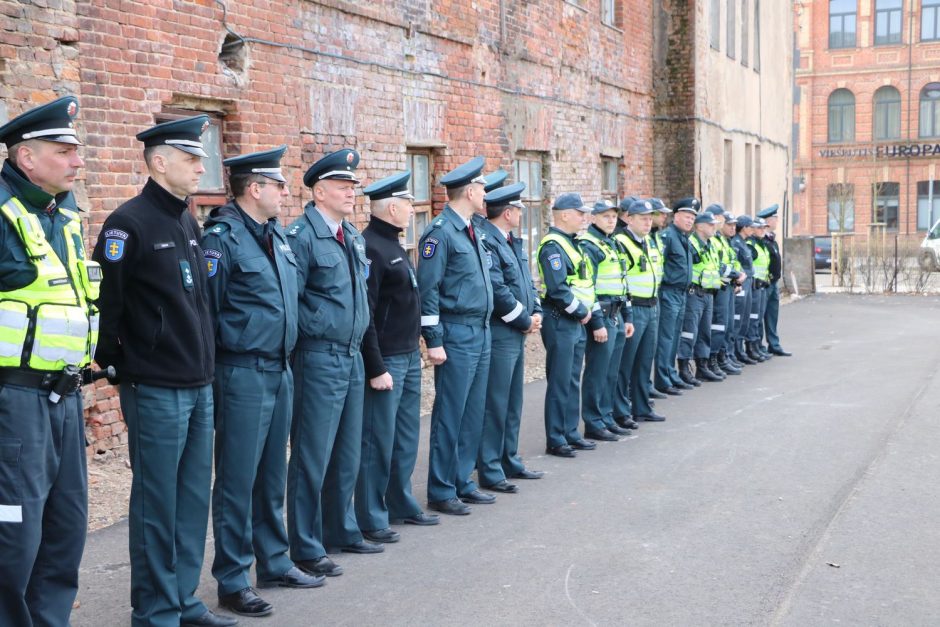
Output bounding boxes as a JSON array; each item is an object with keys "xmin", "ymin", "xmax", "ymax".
[
  {"xmin": 1, "ymin": 0, "xmax": 792, "ymax": 453},
  {"xmin": 793, "ymin": 0, "xmax": 940, "ymax": 239}
]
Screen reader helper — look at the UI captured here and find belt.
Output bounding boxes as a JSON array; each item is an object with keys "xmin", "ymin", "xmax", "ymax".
[
  {"xmin": 296, "ymin": 337, "xmax": 360, "ymax": 356},
  {"xmin": 600, "ymin": 301, "xmax": 623, "ymax": 318},
  {"xmin": 688, "ymin": 285, "xmax": 706, "ymax": 296},
  {"xmin": 0, "ymin": 367, "xmax": 60, "ymax": 390},
  {"xmin": 631, "ymin": 296, "xmax": 658, "ymax": 307},
  {"xmin": 216, "ymin": 350, "xmax": 287, "ymax": 372},
  {"xmin": 440, "ymin": 312, "xmax": 489, "ymax": 327}
]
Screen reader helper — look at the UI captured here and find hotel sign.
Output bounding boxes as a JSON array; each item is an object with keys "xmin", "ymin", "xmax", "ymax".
[{"xmin": 819, "ymin": 143, "xmax": 940, "ymax": 159}]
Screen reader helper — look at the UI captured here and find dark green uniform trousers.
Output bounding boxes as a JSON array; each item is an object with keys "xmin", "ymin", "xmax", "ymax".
[
  {"xmin": 541, "ymin": 311, "xmax": 586, "ymax": 448},
  {"xmin": 710, "ymin": 287, "xmax": 732, "ymax": 356},
  {"xmin": 582, "ymin": 309, "xmax": 624, "ymax": 433},
  {"xmin": 355, "ymin": 349, "xmax": 423, "ymax": 531},
  {"xmin": 764, "ymin": 280, "xmax": 782, "ymax": 350},
  {"xmin": 617, "ymin": 303, "xmax": 658, "ymax": 418},
  {"xmin": 655, "ymin": 285, "xmax": 687, "ymax": 389},
  {"xmin": 121, "ymin": 383, "xmax": 213, "ymax": 627},
  {"xmin": 747, "ymin": 286, "xmax": 768, "ymax": 341},
  {"xmin": 287, "ymin": 346, "xmax": 365, "ymax": 559},
  {"xmin": 477, "ymin": 326, "xmax": 526, "ymax": 486},
  {"xmin": 0, "ymin": 385, "xmax": 86, "ymax": 627},
  {"xmin": 732, "ymin": 277, "xmax": 753, "ymax": 342},
  {"xmin": 211, "ymin": 362, "xmax": 294, "ymax": 595},
  {"xmin": 678, "ymin": 291, "xmax": 712, "ymax": 360}
]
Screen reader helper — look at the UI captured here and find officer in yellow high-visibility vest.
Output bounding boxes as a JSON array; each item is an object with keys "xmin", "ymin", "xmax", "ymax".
[
  {"xmin": 746, "ymin": 218, "xmax": 773, "ymax": 361},
  {"xmin": 537, "ymin": 193, "xmax": 597, "ymax": 458},
  {"xmin": 0, "ymin": 96, "xmax": 99, "ymax": 626},
  {"xmin": 677, "ymin": 211, "xmax": 724, "ymax": 384}
]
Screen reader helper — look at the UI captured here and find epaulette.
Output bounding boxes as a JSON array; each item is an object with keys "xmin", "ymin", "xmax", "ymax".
[
  {"xmin": 286, "ymin": 222, "xmax": 306, "ymax": 237},
  {"xmin": 204, "ymin": 222, "xmax": 230, "ymax": 236}
]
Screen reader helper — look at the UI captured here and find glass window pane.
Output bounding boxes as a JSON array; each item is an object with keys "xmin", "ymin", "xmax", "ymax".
[
  {"xmin": 530, "ymin": 161, "xmax": 542, "ymax": 199},
  {"xmin": 411, "ymin": 154, "xmax": 429, "ymax": 202},
  {"xmin": 198, "ymin": 122, "xmax": 223, "ymax": 191},
  {"xmin": 831, "ymin": 0, "xmax": 855, "ymax": 11}
]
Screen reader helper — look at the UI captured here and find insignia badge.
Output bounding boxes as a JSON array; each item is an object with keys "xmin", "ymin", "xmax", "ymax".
[
  {"xmin": 104, "ymin": 238, "xmax": 125, "ymax": 262},
  {"xmin": 346, "ymin": 152, "xmax": 355, "ymax": 163},
  {"xmin": 485, "ymin": 251, "xmax": 493, "ymax": 268},
  {"xmin": 548, "ymin": 253, "xmax": 562, "ymax": 271},
  {"xmin": 67, "ymin": 101, "xmax": 77, "ymax": 117},
  {"xmin": 364, "ymin": 259, "xmax": 371, "ymax": 279},
  {"xmin": 422, "ymin": 238, "xmax": 438, "ymax": 259},
  {"xmin": 103, "ymin": 228, "xmax": 129, "ymax": 240},
  {"xmin": 179, "ymin": 260, "xmax": 194, "ymax": 289},
  {"xmin": 201, "ymin": 120, "xmax": 210, "ymax": 134},
  {"xmin": 206, "ymin": 258, "xmax": 218, "ymax": 278}
]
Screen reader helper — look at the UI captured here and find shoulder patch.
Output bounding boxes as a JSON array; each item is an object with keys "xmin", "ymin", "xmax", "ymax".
[
  {"xmin": 422, "ymin": 237, "xmax": 439, "ymax": 259},
  {"xmin": 103, "ymin": 228, "xmax": 129, "ymax": 240},
  {"xmin": 204, "ymin": 249, "xmax": 222, "ymax": 278},
  {"xmin": 103, "ymin": 236, "xmax": 126, "ymax": 262},
  {"xmin": 548, "ymin": 253, "xmax": 562, "ymax": 271}
]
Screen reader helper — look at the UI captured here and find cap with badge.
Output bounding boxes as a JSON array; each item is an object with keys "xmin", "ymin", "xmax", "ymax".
[
  {"xmin": 303, "ymin": 148, "xmax": 360, "ymax": 187},
  {"xmin": 618, "ymin": 195, "xmax": 640, "ymax": 213},
  {"xmin": 723, "ymin": 212, "xmax": 737, "ymax": 224},
  {"xmin": 136, "ymin": 115, "xmax": 210, "ymax": 158},
  {"xmin": 485, "ymin": 182, "xmax": 526, "ymax": 218},
  {"xmin": 627, "ymin": 199, "xmax": 654, "ymax": 215},
  {"xmin": 757, "ymin": 204, "xmax": 779, "ymax": 219},
  {"xmin": 649, "ymin": 198, "xmax": 671, "ymax": 214},
  {"xmin": 440, "ymin": 156, "xmax": 486, "ymax": 189},
  {"xmin": 705, "ymin": 203, "xmax": 725, "ymax": 215},
  {"xmin": 673, "ymin": 197, "xmax": 700, "ymax": 214},
  {"xmin": 694, "ymin": 212, "xmax": 717, "ymax": 225},
  {"xmin": 363, "ymin": 170, "xmax": 415, "ymax": 201},
  {"xmin": 736, "ymin": 215, "xmax": 754, "ymax": 228},
  {"xmin": 223, "ymin": 145, "xmax": 288, "ymax": 183},
  {"xmin": 0, "ymin": 95, "xmax": 82, "ymax": 146},
  {"xmin": 592, "ymin": 200, "xmax": 617, "ymax": 214},
  {"xmin": 483, "ymin": 169, "xmax": 508, "ymax": 193},
  {"xmin": 753, "ymin": 217, "xmax": 767, "ymax": 228},
  {"xmin": 552, "ymin": 192, "xmax": 590, "ymax": 213}
]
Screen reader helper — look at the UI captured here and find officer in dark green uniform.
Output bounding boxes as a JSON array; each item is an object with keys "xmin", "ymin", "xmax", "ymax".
[
  {"xmin": 538, "ymin": 193, "xmax": 597, "ymax": 458},
  {"xmin": 757, "ymin": 204, "xmax": 791, "ymax": 356},
  {"xmin": 287, "ymin": 149, "xmax": 377, "ymax": 580},
  {"xmin": 646, "ymin": 197, "xmax": 671, "ymax": 400},
  {"xmin": 719, "ymin": 212, "xmax": 746, "ymax": 370},
  {"xmin": 746, "ymin": 218, "xmax": 772, "ymax": 361},
  {"xmin": 94, "ymin": 116, "xmax": 233, "ymax": 627},
  {"xmin": 579, "ymin": 200, "xmax": 632, "ymax": 441},
  {"xmin": 677, "ymin": 211, "xmax": 723, "ymax": 384},
  {"xmin": 203, "ymin": 147, "xmax": 322, "ymax": 618},
  {"xmin": 0, "ymin": 96, "xmax": 97, "ymax": 627},
  {"xmin": 356, "ymin": 171, "xmax": 439, "ymax": 540},
  {"xmin": 705, "ymin": 205, "xmax": 741, "ymax": 376},
  {"xmin": 418, "ymin": 157, "xmax": 494, "ymax": 515},
  {"xmin": 730, "ymin": 215, "xmax": 757, "ymax": 365},
  {"xmin": 477, "ymin": 182, "xmax": 544, "ymax": 493}
]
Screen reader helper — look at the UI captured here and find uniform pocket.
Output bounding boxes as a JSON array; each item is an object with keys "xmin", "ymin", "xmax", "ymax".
[
  {"xmin": 0, "ymin": 437, "xmax": 23, "ymax": 523},
  {"xmin": 237, "ymin": 256, "xmax": 268, "ymax": 274}
]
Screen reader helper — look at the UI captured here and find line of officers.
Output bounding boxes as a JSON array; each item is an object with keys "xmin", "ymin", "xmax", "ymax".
[{"xmin": 0, "ymin": 96, "xmax": 790, "ymax": 627}]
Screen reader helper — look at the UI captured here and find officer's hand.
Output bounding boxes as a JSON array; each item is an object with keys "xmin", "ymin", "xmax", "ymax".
[
  {"xmin": 737, "ymin": 272, "xmax": 747, "ymax": 284},
  {"xmin": 624, "ymin": 322, "xmax": 635, "ymax": 338},
  {"xmin": 593, "ymin": 327, "xmax": 608, "ymax": 343},
  {"xmin": 530, "ymin": 313, "xmax": 543, "ymax": 332},
  {"xmin": 580, "ymin": 311, "xmax": 592, "ymax": 325},
  {"xmin": 427, "ymin": 346, "xmax": 447, "ymax": 365},
  {"xmin": 370, "ymin": 372, "xmax": 394, "ymax": 391}
]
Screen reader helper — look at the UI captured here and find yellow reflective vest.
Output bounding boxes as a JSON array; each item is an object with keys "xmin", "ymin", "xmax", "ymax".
[
  {"xmin": 613, "ymin": 230, "xmax": 658, "ymax": 298},
  {"xmin": 578, "ymin": 230, "xmax": 628, "ymax": 298},
  {"xmin": 689, "ymin": 234, "xmax": 722, "ymax": 290},
  {"xmin": 537, "ymin": 232, "xmax": 596, "ymax": 309}
]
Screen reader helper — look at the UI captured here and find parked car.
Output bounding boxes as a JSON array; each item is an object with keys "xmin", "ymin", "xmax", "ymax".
[
  {"xmin": 814, "ymin": 236, "xmax": 833, "ymax": 271},
  {"xmin": 919, "ymin": 218, "xmax": 940, "ymax": 272}
]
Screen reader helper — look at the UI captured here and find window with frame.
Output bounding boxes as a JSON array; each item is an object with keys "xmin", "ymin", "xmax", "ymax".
[
  {"xmin": 710, "ymin": 0, "xmax": 721, "ymax": 49},
  {"xmin": 827, "ymin": 183, "xmax": 855, "ymax": 232},
  {"xmin": 601, "ymin": 157, "xmax": 619, "ymax": 201},
  {"xmin": 923, "ymin": 0, "xmax": 940, "ymax": 40},
  {"xmin": 828, "ymin": 89, "xmax": 856, "ymax": 143},
  {"xmin": 601, "ymin": 0, "xmax": 619, "ymax": 28},
  {"xmin": 727, "ymin": 0, "xmax": 737, "ymax": 59},
  {"xmin": 829, "ymin": 0, "xmax": 857, "ymax": 49},
  {"xmin": 754, "ymin": 0, "xmax": 761, "ymax": 71},
  {"xmin": 155, "ymin": 109, "xmax": 225, "ymax": 223},
  {"xmin": 874, "ymin": 0, "xmax": 903, "ymax": 45},
  {"xmin": 404, "ymin": 150, "xmax": 432, "ymax": 265},
  {"xmin": 873, "ymin": 86, "xmax": 902, "ymax": 140},
  {"xmin": 917, "ymin": 180, "xmax": 940, "ymax": 230},
  {"xmin": 872, "ymin": 181, "xmax": 900, "ymax": 231},
  {"xmin": 742, "ymin": 0, "xmax": 750, "ymax": 66},
  {"xmin": 919, "ymin": 83, "xmax": 940, "ymax": 137},
  {"xmin": 513, "ymin": 155, "xmax": 545, "ymax": 274}
]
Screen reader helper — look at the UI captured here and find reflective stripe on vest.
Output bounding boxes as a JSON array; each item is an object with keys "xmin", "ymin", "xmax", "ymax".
[
  {"xmin": 578, "ymin": 231, "xmax": 627, "ymax": 297},
  {"xmin": 751, "ymin": 239, "xmax": 771, "ymax": 281},
  {"xmin": 0, "ymin": 198, "xmax": 99, "ymax": 370},
  {"xmin": 537, "ymin": 233, "xmax": 596, "ymax": 310},
  {"xmin": 613, "ymin": 232, "xmax": 658, "ymax": 298},
  {"xmin": 690, "ymin": 235, "xmax": 722, "ymax": 289},
  {"xmin": 649, "ymin": 231, "xmax": 665, "ymax": 276}
]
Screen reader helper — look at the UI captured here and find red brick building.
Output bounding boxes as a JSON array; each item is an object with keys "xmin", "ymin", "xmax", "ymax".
[
  {"xmin": 793, "ymin": 0, "xmax": 940, "ymax": 239},
  {"xmin": 1, "ymin": 0, "xmax": 790, "ymax": 452}
]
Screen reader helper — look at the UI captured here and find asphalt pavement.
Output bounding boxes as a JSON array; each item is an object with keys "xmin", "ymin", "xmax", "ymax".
[{"xmin": 73, "ymin": 294, "xmax": 940, "ymax": 626}]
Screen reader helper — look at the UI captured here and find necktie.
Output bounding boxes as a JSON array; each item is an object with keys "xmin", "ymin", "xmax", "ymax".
[
  {"xmin": 467, "ymin": 222, "xmax": 475, "ymax": 243},
  {"xmin": 507, "ymin": 232, "xmax": 513, "ymax": 246},
  {"xmin": 336, "ymin": 225, "xmax": 345, "ymax": 245}
]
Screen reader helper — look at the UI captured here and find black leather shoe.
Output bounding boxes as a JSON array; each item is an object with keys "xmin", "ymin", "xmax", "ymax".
[
  {"xmin": 258, "ymin": 566, "xmax": 325, "ymax": 589},
  {"xmin": 362, "ymin": 528, "xmax": 401, "ymax": 543},
  {"xmin": 568, "ymin": 439, "xmax": 597, "ymax": 450},
  {"xmin": 295, "ymin": 556, "xmax": 343, "ymax": 577},
  {"xmin": 483, "ymin": 480, "xmax": 518, "ymax": 494},
  {"xmin": 649, "ymin": 389, "xmax": 667, "ymax": 399},
  {"xmin": 614, "ymin": 416, "xmax": 638, "ymax": 430},
  {"xmin": 770, "ymin": 347, "xmax": 792, "ymax": 356},
  {"xmin": 510, "ymin": 468, "xmax": 545, "ymax": 480},
  {"xmin": 428, "ymin": 498, "xmax": 471, "ymax": 515},
  {"xmin": 218, "ymin": 588, "xmax": 272, "ymax": 618},
  {"xmin": 546, "ymin": 444, "xmax": 577, "ymax": 458},
  {"xmin": 459, "ymin": 489, "xmax": 496, "ymax": 504},
  {"xmin": 637, "ymin": 412, "xmax": 666, "ymax": 422},
  {"xmin": 584, "ymin": 429, "xmax": 620, "ymax": 442},
  {"xmin": 674, "ymin": 380, "xmax": 694, "ymax": 390},
  {"xmin": 183, "ymin": 610, "xmax": 238, "ymax": 627},
  {"xmin": 397, "ymin": 512, "xmax": 440, "ymax": 525},
  {"xmin": 337, "ymin": 540, "xmax": 384, "ymax": 554},
  {"xmin": 607, "ymin": 423, "xmax": 631, "ymax": 436}
]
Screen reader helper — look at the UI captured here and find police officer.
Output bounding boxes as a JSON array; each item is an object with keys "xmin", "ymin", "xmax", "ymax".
[
  {"xmin": 477, "ymin": 181, "xmax": 545, "ymax": 492},
  {"xmin": 612, "ymin": 199, "xmax": 663, "ymax": 423},
  {"xmin": 356, "ymin": 171, "xmax": 440, "ymax": 540},
  {"xmin": 719, "ymin": 212, "xmax": 746, "ymax": 370},
  {"xmin": 418, "ymin": 157, "xmax": 494, "ymax": 514},
  {"xmin": 654, "ymin": 197, "xmax": 698, "ymax": 395},
  {"xmin": 757, "ymin": 204, "xmax": 792, "ymax": 356},
  {"xmin": 202, "ymin": 147, "xmax": 322, "ymax": 618},
  {"xmin": 538, "ymin": 193, "xmax": 597, "ymax": 457},
  {"xmin": 746, "ymin": 218, "xmax": 772, "ymax": 362},
  {"xmin": 286, "ymin": 149, "xmax": 376, "ymax": 579},
  {"xmin": 579, "ymin": 200, "xmax": 633, "ymax": 441},
  {"xmin": 705, "ymin": 206, "xmax": 742, "ymax": 376},
  {"xmin": 0, "ymin": 96, "xmax": 97, "ymax": 627},
  {"xmin": 677, "ymin": 211, "xmax": 723, "ymax": 384},
  {"xmin": 730, "ymin": 215, "xmax": 758, "ymax": 365},
  {"xmin": 94, "ymin": 116, "xmax": 232, "ymax": 627}
]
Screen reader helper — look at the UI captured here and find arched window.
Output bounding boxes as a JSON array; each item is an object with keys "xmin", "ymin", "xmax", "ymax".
[
  {"xmin": 873, "ymin": 86, "xmax": 901, "ymax": 140},
  {"xmin": 828, "ymin": 89, "xmax": 856, "ymax": 143},
  {"xmin": 919, "ymin": 83, "xmax": 940, "ymax": 138}
]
